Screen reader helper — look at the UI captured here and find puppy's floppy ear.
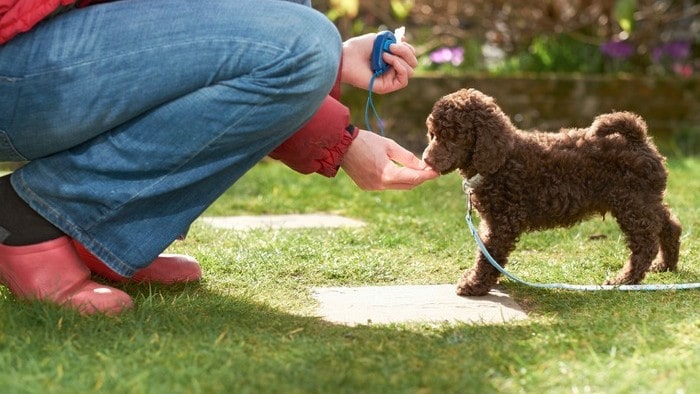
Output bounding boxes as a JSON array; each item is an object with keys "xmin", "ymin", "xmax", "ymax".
[{"xmin": 470, "ymin": 94, "xmax": 515, "ymax": 175}]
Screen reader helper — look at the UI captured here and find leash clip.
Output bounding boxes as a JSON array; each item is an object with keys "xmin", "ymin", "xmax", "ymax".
[{"xmin": 462, "ymin": 180, "xmax": 474, "ymax": 215}]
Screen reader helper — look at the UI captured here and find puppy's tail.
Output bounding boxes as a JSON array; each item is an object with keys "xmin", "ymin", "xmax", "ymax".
[{"xmin": 591, "ymin": 111, "xmax": 648, "ymax": 143}]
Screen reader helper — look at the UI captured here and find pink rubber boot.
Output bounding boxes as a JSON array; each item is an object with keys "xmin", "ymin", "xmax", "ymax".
[
  {"xmin": 0, "ymin": 236, "xmax": 133, "ymax": 315},
  {"xmin": 72, "ymin": 240, "xmax": 202, "ymax": 284}
]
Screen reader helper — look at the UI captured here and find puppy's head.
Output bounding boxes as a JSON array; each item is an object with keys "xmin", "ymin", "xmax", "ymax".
[{"xmin": 422, "ymin": 89, "xmax": 514, "ymax": 176}]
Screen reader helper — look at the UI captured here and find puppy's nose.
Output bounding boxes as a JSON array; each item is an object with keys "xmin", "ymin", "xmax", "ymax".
[{"xmin": 420, "ymin": 150, "xmax": 428, "ymax": 161}]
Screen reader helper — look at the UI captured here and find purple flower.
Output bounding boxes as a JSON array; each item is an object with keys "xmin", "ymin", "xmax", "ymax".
[
  {"xmin": 600, "ymin": 40, "xmax": 635, "ymax": 59},
  {"xmin": 429, "ymin": 47, "xmax": 464, "ymax": 66},
  {"xmin": 652, "ymin": 41, "xmax": 691, "ymax": 62}
]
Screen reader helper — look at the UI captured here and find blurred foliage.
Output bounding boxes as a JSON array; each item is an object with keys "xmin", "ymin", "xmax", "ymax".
[
  {"xmin": 318, "ymin": 0, "xmax": 699, "ymax": 76},
  {"xmin": 670, "ymin": 124, "xmax": 700, "ymax": 156}
]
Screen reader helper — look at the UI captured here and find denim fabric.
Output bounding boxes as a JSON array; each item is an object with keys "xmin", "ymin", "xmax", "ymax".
[{"xmin": 0, "ymin": 0, "xmax": 341, "ymax": 275}]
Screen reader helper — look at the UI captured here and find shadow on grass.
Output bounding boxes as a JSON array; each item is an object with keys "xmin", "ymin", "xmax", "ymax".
[{"xmin": 1, "ymin": 277, "xmax": 695, "ymax": 393}]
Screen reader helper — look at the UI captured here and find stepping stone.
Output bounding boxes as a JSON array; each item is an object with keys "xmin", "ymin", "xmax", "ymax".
[
  {"xmin": 201, "ymin": 214, "xmax": 365, "ymax": 230},
  {"xmin": 312, "ymin": 284, "xmax": 527, "ymax": 325},
  {"xmin": 202, "ymin": 215, "xmax": 526, "ymax": 325}
]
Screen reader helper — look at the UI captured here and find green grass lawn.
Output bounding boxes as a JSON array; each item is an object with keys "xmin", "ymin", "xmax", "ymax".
[{"xmin": 1, "ymin": 157, "xmax": 698, "ymax": 394}]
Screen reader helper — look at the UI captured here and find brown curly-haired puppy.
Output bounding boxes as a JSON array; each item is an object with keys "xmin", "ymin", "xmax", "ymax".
[{"xmin": 422, "ymin": 88, "xmax": 681, "ymax": 296}]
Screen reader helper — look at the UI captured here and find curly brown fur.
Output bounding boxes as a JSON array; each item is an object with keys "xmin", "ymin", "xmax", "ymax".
[{"xmin": 422, "ymin": 88, "xmax": 682, "ymax": 296}]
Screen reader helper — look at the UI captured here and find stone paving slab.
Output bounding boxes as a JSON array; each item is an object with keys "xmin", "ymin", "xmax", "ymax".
[
  {"xmin": 202, "ymin": 214, "xmax": 526, "ymax": 326},
  {"xmin": 201, "ymin": 214, "xmax": 365, "ymax": 230},
  {"xmin": 312, "ymin": 284, "xmax": 527, "ymax": 326}
]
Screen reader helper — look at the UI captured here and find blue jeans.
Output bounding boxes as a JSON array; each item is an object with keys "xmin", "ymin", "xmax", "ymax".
[{"xmin": 0, "ymin": 0, "xmax": 341, "ymax": 276}]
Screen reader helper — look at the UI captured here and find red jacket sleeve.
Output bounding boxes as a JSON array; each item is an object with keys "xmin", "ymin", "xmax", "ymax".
[
  {"xmin": 0, "ymin": 0, "xmax": 77, "ymax": 44},
  {"xmin": 269, "ymin": 96, "xmax": 357, "ymax": 177},
  {"xmin": 269, "ymin": 61, "xmax": 358, "ymax": 177}
]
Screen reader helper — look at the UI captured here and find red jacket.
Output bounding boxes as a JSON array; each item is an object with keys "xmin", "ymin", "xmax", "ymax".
[{"xmin": 0, "ymin": 0, "xmax": 357, "ymax": 177}]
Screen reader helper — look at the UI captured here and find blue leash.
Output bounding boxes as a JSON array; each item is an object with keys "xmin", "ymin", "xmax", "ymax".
[
  {"xmin": 365, "ymin": 72, "xmax": 385, "ymax": 136},
  {"xmin": 463, "ymin": 185, "xmax": 700, "ymax": 291}
]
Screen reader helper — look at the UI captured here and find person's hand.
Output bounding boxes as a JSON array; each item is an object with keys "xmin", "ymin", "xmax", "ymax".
[
  {"xmin": 340, "ymin": 33, "xmax": 417, "ymax": 94},
  {"xmin": 341, "ymin": 129, "xmax": 439, "ymax": 190}
]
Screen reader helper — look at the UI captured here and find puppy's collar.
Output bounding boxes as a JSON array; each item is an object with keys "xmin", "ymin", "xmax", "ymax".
[{"xmin": 462, "ymin": 174, "xmax": 483, "ymax": 193}]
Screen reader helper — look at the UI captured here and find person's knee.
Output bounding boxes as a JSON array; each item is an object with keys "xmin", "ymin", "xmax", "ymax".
[
  {"xmin": 312, "ymin": 13, "xmax": 343, "ymax": 81},
  {"xmin": 289, "ymin": 9, "xmax": 342, "ymax": 96}
]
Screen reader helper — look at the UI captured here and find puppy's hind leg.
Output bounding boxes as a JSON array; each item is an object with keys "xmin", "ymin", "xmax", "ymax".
[
  {"xmin": 458, "ymin": 221, "xmax": 519, "ymax": 296},
  {"xmin": 650, "ymin": 205, "xmax": 682, "ymax": 272},
  {"xmin": 605, "ymin": 202, "xmax": 661, "ymax": 285}
]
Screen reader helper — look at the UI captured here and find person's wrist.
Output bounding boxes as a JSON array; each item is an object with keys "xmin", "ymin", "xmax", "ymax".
[
  {"xmin": 340, "ymin": 34, "xmax": 375, "ymax": 88},
  {"xmin": 339, "ymin": 41, "xmax": 357, "ymax": 85}
]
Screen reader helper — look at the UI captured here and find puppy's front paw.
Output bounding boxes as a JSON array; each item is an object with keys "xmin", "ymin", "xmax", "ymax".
[{"xmin": 456, "ymin": 270, "xmax": 491, "ymax": 296}]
